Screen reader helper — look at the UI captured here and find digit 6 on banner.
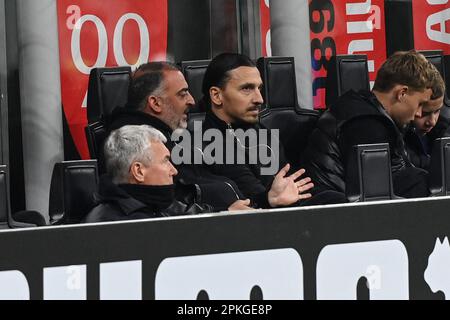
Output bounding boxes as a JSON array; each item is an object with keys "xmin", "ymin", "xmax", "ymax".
[{"xmin": 71, "ymin": 13, "xmax": 151, "ymax": 75}]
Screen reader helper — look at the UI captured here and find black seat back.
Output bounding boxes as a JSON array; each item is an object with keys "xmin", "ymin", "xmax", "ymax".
[
  {"xmin": 180, "ymin": 60, "xmax": 210, "ymax": 131},
  {"xmin": 257, "ymin": 56, "xmax": 298, "ymax": 110},
  {"xmin": 0, "ymin": 166, "xmax": 10, "ymax": 229},
  {"xmin": 180, "ymin": 60, "xmax": 210, "ymax": 108},
  {"xmin": 445, "ymin": 55, "xmax": 450, "ymax": 106},
  {"xmin": 420, "ymin": 50, "xmax": 445, "ymax": 77},
  {"xmin": 85, "ymin": 121, "xmax": 108, "ymax": 173},
  {"xmin": 49, "ymin": 160, "xmax": 99, "ymax": 225},
  {"xmin": 260, "ymin": 108, "xmax": 320, "ymax": 167},
  {"xmin": 429, "ymin": 137, "xmax": 450, "ymax": 196},
  {"xmin": 257, "ymin": 56, "xmax": 320, "ymax": 167},
  {"xmin": 346, "ymin": 143, "xmax": 395, "ymax": 202},
  {"xmin": 85, "ymin": 67, "xmax": 130, "ymax": 162},
  {"xmin": 325, "ymin": 54, "xmax": 370, "ymax": 108},
  {"xmin": 420, "ymin": 51, "xmax": 450, "ymax": 117},
  {"xmin": 0, "ymin": 166, "xmax": 43, "ymax": 228},
  {"xmin": 87, "ymin": 67, "xmax": 131, "ymax": 123}
]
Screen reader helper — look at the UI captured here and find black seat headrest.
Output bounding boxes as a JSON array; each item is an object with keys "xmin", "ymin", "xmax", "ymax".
[
  {"xmin": 257, "ymin": 56, "xmax": 298, "ymax": 110},
  {"xmin": 445, "ymin": 55, "xmax": 450, "ymax": 106},
  {"xmin": 429, "ymin": 137, "xmax": 450, "ymax": 196},
  {"xmin": 326, "ymin": 55, "xmax": 370, "ymax": 108},
  {"xmin": 179, "ymin": 60, "xmax": 211, "ymax": 113},
  {"xmin": 87, "ymin": 67, "xmax": 132, "ymax": 123},
  {"xmin": 420, "ymin": 51, "xmax": 449, "ymax": 107},
  {"xmin": 420, "ymin": 50, "xmax": 444, "ymax": 77},
  {"xmin": 49, "ymin": 160, "xmax": 99, "ymax": 225},
  {"xmin": 346, "ymin": 143, "xmax": 395, "ymax": 202}
]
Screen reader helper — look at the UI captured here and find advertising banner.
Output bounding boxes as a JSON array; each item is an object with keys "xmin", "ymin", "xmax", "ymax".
[
  {"xmin": 309, "ymin": 0, "xmax": 387, "ymax": 109},
  {"xmin": 260, "ymin": 0, "xmax": 271, "ymax": 57},
  {"xmin": 57, "ymin": 1, "xmax": 168, "ymax": 159},
  {"xmin": 412, "ymin": 1, "xmax": 450, "ymax": 54}
]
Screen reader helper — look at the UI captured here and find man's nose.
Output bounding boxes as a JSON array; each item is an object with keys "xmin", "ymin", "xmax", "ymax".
[
  {"xmin": 415, "ymin": 106, "xmax": 423, "ymax": 118},
  {"xmin": 253, "ymin": 89, "xmax": 264, "ymax": 105},
  {"xmin": 187, "ymin": 91, "xmax": 195, "ymax": 106},
  {"xmin": 170, "ymin": 162, "xmax": 178, "ymax": 176},
  {"xmin": 428, "ymin": 114, "xmax": 438, "ymax": 127}
]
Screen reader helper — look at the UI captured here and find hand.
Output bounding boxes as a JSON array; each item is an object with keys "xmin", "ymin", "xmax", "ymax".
[
  {"xmin": 228, "ymin": 199, "xmax": 253, "ymax": 212},
  {"xmin": 268, "ymin": 164, "xmax": 313, "ymax": 207}
]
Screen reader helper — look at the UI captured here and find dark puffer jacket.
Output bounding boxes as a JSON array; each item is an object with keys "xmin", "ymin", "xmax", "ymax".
[
  {"xmin": 83, "ymin": 175, "xmax": 212, "ymax": 223},
  {"xmin": 404, "ymin": 116, "xmax": 450, "ymax": 171},
  {"xmin": 302, "ymin": 90, "xmax": 426, "ymax": 198}
]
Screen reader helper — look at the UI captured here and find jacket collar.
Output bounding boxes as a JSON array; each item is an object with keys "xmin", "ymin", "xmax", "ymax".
[
  {"xmin": 109, "ymin": 107, "xmax": 173, "ymax": 141},
  {"xmin": 205, "ymin": 107, "xmax": 259, "ymax": 132},
  {"xmin": 95, "ymin": 175, "xmax": 147, "ymax": 215}
]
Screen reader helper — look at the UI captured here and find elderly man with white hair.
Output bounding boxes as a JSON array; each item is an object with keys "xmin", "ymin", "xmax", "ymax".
[{"xmin": 84, "ymin": 125, "xmax": 214, "ymax": 223}]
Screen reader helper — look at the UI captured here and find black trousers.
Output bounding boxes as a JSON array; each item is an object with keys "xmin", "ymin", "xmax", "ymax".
[{"xmin": 298, "ymin": 190, "xmax": 348, "ymax": 206}]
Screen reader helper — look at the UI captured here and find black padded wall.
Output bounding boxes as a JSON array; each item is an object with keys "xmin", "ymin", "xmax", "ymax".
[{"xmin": 384, "ymin": 0, "xmax": 415, "ymax": 56}]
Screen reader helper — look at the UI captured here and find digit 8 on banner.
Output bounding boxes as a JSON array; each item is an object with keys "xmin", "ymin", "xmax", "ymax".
[{"xmin": 309, "ymin": 0, "xmax": 336, "ymax": 108}]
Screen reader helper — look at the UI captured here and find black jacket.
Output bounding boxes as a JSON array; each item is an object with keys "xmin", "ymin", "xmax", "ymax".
[
  {"xmin": 201, "ymin": 109, "xmax": 287, "ymax": 208},
  {"xmin": 106, "ymin": 107, "xmax": 244, "ymax": 210},
  {"xmin": 83, "ymin": 175, "xmax": 211, "ymax": 223},
  {"xmin": 404, "ymin": 116, "xmax": 450, "ymax": 171},
  {"xmin": 302, "ymin": 90, "xmax": 428, "ymax": 198}
]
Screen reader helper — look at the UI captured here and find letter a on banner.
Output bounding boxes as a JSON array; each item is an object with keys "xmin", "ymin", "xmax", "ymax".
[
  {"xmin": 56, "ymin": 1, "xmax": 168, "ymax": 159},
  {"xmin": 413, "ymin": 1, "xmax": 450, "ymax": 54}
]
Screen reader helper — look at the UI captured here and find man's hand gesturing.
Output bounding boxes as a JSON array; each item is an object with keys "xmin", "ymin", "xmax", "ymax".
[{"xmin": 268, "ymin": 164, "xmax": 314, "ymax": 207}]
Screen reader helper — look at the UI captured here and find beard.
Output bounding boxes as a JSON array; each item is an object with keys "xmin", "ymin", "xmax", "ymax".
[{"xmin": 165, "ymin": 104, "xmax": 189, "ymax": 131}]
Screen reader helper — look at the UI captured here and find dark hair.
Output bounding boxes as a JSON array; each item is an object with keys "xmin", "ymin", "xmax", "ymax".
[
  {"xmin": 429, "ymin": 67, "xmax": 446, "ymax": 100},
  {"xmin": 201, "ymin": 53, "xmax": 255, "ymax": 103},
  {"xmin": 127, "ymin": 61, "xmax": 179, "ymax": 111},
  {"xmin": 373, "ymin": 50, "xmax": 436, "ymax": 93}
]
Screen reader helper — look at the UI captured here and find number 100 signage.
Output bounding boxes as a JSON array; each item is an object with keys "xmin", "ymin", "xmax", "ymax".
[{"xmin": 57, "ymin": 1, "xmax": 168, "ymax": 159}]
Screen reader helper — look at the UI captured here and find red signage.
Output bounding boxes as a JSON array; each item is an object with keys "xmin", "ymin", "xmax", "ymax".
[
  {"xmin": 57, "ymin": 1, "xmax": 168, "ymax": 159},
  {"xmin": 260, "ymin": 0, "xmax": 271, "ymax": 57},
  {"xmin": 309, "ymin": 0, "xmax": 387, "ymax": 109},
  {"xmin": 413, "ymin": 1, "xmax": 450, "ymax": 54}
]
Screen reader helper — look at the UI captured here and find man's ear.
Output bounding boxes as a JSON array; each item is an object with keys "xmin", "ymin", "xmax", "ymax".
[
  {"xmin": 396, "ymin": 86, "xmax": 409, "ymax": 101},
  {"xmin": 129, "ymin": 162, "xmax": 145, "ymax": 183},
  {"xmin": 210, "ymin": 86, "xmax": 222, "ymax": 106},
  {"xmin": 146, "ymin": 95, "xmax": 163, "ymax": 114}
]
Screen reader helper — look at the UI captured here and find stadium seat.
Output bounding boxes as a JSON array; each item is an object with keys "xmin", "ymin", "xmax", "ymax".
[
  {"xmin": 257, "ymin": 56, "xmax": 320, "ymax": 167},
  {"xmin": 0, "ymin": 165, "xmax": 11, "ymax": 229},
  {"xmin": 0, "ymin": 165, "xmax": 45, "ymax": 228},
  {"xmin": 346, "ymin": 143, "xmax": 395, "ymax": 202},
  {"xmin": 429, "ymin": 137, "xmax": 450, "ymax": 196},
  {"xmin": 420, "ymin": 51, "xmax": 450, "ymax": 117},
  {"xmin": 49, "ymin": 160, "xmax": 99, "ymax": 225},
  {"xmin": 86, "ymin": 66, "xmax": 132, "ymax": 123},
  {"xmin": 420, "ymin": 50, "xmax": 444, "ymax": 77},
  {"xmin": 85, "ymin": 120, "xmax": 108, "ymax": 172},
  {"xmin": 179, "ymin": 60, "xmax": 211, "ymax": 110},
  {"xmin": 179, "ymin": 60, "xmax": 210, "ymax": 131},
  {"xmin": 445, "ymin": 55, "xmax": 450, "ymax": 107},
  {"xmin": 85, "ymin": 66, "xmax": 131, "ymax": 161},
  {"xmin": 325, "ymin": 54, "xmax": 370, "ymax": 108}
]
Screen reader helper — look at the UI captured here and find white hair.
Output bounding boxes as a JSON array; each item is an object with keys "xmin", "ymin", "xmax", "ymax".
[{"xmin": 104, "ymin": 125, "xmax": 167, "ymax": 184}]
